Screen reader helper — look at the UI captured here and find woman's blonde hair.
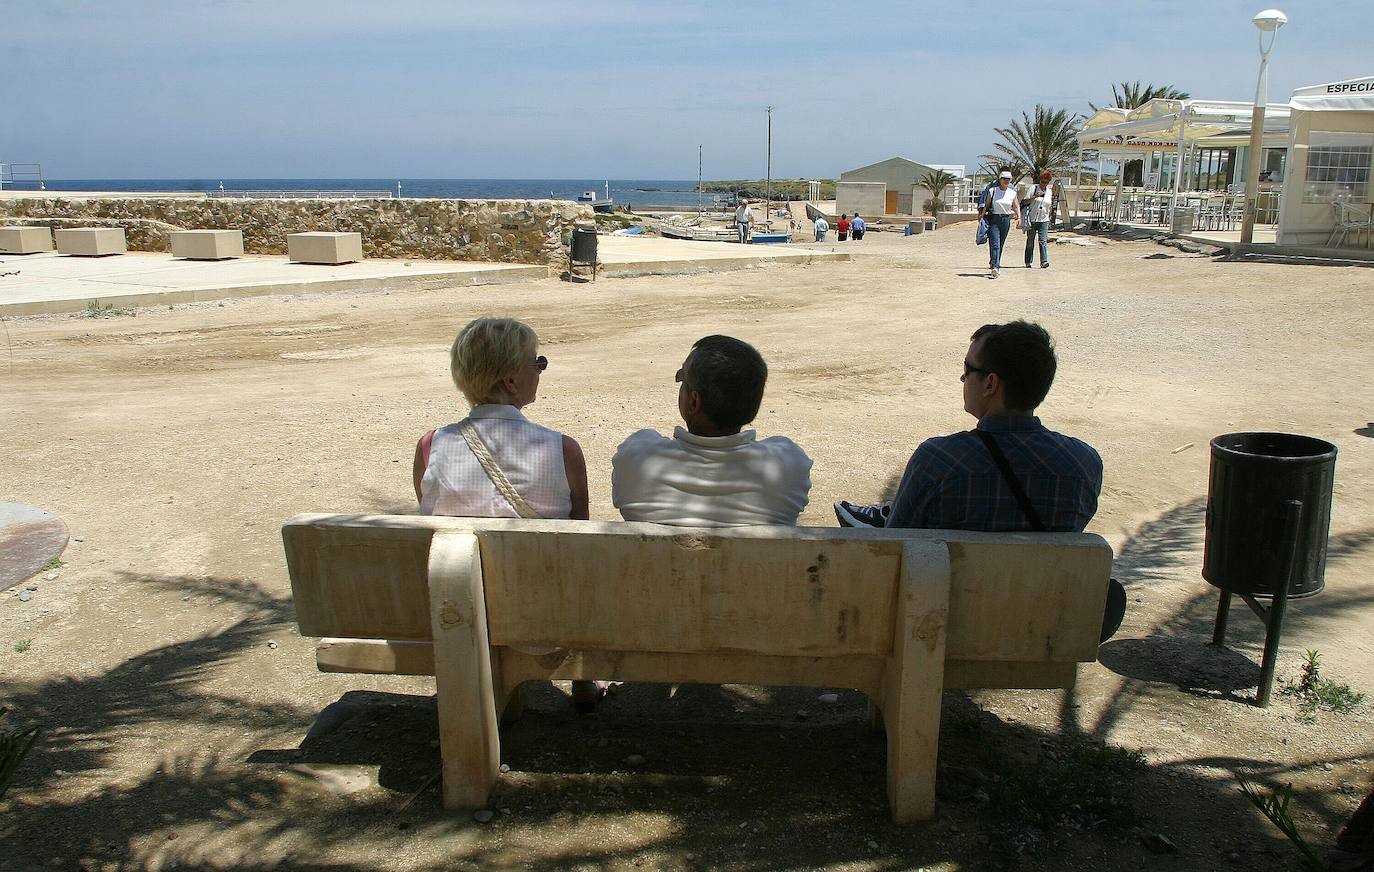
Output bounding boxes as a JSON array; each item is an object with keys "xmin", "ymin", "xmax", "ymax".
[{"xmin": 450, "ymin": 317, "xmax": 538, "ymax": 405}]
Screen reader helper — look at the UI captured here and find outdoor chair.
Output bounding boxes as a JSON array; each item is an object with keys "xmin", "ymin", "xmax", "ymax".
[{"xmin": 1328, "ymin": 201, "xmax": 1373, "ymax": 248}]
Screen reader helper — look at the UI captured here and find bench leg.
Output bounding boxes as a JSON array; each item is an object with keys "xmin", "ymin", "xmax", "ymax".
[
  {"xmin": 881, "ymin": 540, "xmax": 951, "ymax": 823},
  {"xmin": 427, "ymin": 531, "xmax": 501, "ymax": 809}
]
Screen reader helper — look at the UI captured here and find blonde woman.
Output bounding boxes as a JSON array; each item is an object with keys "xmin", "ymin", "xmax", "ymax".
[
  {"xmin": 412, "ymin": 317, "xmax": 599, "ymax": 708},
  {"xmin": 414, "ymin": 316, "xmax": 588, "ymax": 519}
]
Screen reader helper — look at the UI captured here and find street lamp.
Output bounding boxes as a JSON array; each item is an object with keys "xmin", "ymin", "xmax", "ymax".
[{"xmin": 1239, "ymin": 8, "xmax": 1288, "ymax": 247}]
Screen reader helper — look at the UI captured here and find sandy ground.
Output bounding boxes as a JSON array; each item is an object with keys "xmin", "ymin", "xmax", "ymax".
[{"xmin": 1, "ymin": 225, "xmax": 1372, "ymax": 871}]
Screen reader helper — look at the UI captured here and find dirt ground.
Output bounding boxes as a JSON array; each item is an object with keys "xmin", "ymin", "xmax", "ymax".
[{"xmin": 1, "ymin": 225, "xmax": 1372, "ymax": 871}]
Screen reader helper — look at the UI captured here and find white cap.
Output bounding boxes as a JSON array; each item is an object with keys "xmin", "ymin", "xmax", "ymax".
[{"xmin": 999, "ymin": 171, "xmax": 1013, "ymax": 179}]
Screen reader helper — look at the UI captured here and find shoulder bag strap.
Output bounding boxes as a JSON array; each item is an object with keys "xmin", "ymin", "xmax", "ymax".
[
  {"xmin": 456, "ymin": 418, "xmax": 542, "ymax": 519},
  {"xmin": 975, "ymin": 429, "xmax": 1047, "ymax": 531}
]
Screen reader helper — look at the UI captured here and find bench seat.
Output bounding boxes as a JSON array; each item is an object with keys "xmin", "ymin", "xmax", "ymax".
[{"xmin": 282, "ymin": 514, "xmax": 1111, "ymax": 822}]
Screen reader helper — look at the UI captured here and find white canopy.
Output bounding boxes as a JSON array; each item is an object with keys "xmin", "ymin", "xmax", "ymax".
[
  {"xmin": 1077, "ymin": 98, "xmax": 1291, "ymax": 150},
  {"xmin": 1290, "ymin": 76, "xmax": 1374, "ymax": 112}
]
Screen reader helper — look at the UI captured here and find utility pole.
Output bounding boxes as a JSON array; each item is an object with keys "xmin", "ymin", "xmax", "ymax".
[
  {"xmin": 698, "ymin": 144, "xmax": 703, "ymax": 215},
  {"xmin": 765, "ymin": 106, "xmax": 773, "ymax": 222}
]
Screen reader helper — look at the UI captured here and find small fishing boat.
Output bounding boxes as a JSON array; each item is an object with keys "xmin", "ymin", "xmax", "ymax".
[
  {"xmin": 749, "ymin": 230, "xmax": 791, "ymax": 244},
  {"xmin": 577, "ymin": 182, "xmax": 613, "ymax": 213},
  {"xmin": 658, "ymin": 215, "xmax": 738, "ymax": 242}
]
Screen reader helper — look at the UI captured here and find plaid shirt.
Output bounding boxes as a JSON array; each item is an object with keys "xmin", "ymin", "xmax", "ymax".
[{"xmin": 886, "ymin": 415, "xmax": 1102, "ymax": 532}]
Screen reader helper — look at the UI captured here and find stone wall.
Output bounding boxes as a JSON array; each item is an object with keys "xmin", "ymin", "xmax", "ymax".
[{"xmin": 0, "ymin": 196, "xmax": 593, "ymax": 265}]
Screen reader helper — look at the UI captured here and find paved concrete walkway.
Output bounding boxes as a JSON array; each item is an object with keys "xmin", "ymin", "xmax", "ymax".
[
  {"xmin": 1, "ymin": 236, "xmax": 851, "ymax": 315},
  {"xmin": 0, "ymin": 252, "xmax": 546, "ymax": 315}
]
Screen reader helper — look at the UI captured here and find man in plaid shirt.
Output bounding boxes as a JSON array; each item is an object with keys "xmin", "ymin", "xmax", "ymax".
[
  {"xmin": 836, "ymin": 320, "xmax": 1122, "ymax": 640},
  {"xmin": 836, "ymin": 320, "xmax": 1102, "ymax": 532}
]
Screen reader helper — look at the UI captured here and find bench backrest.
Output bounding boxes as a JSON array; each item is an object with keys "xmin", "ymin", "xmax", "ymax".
[{"xmin": 282, "ymin": 514, "xmax": 1113, "ymax": 664}]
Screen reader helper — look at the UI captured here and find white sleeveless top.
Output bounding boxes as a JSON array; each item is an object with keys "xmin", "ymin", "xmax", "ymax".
[
  {"xmin": 989, "ymin": 185, "xmax": 1018, "ymax": 215},
  {"xmin": 419, "ymin": 404, "xmax": 571, "ymax": 519}
]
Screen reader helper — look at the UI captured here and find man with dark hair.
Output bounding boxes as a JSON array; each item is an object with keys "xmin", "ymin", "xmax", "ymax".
[
  {"xmin": 835, "ymin": 320, "xmax": 1123, "ymax": 639},
  {"xmin": 838, "ymin": 320, "xmax": 1099, "ymax": 530},
  {"xmin": 613, "ymin": 335, "xmax": 812, "ymax": 526}
]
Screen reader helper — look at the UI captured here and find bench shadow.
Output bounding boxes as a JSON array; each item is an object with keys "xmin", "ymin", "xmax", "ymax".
[{"xmin": 5, "ymin": 520, "xmax": 1370, "ymax": 870}]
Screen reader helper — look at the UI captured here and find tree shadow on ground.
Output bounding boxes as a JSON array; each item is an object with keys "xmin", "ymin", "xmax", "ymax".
[
  {"xmin": 1099, "ymin": 496, "xmax": 1374, "ymax": 707},
  {"xmin": 3, "ymin": 508, "xmax": 1371, "ymax": 870}
]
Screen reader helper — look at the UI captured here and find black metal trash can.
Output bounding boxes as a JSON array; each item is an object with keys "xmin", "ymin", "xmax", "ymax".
[
  {"xmin": 1203, "ymin": 432, "xmax": 1337, "ymax": 599},
  {"xmin": 570, "ymin": 226, "xmax": 598, "ymax": 264}
]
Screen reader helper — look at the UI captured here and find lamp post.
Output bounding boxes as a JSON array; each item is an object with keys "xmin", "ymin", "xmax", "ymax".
[{"xmin": 1239, "ymin": 8, "xmax": 1287, "ymax": 247}]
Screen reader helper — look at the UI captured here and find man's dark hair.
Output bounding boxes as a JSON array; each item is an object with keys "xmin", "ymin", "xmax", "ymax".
[
  {"xmin": 970, "ymin": 320, "xmax": 1057, "ymax": 411},
  {"xmin": 686, "ymin": 335, "xmax": 768, "ymax": 430}
]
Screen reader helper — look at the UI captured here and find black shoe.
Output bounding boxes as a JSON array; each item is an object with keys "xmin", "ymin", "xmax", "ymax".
[
  {"xmin": 1100, "ymin": 578, "xmax": 1127, "ymax": 643},
  {"xmin": 572, "ymin": 680, "xmax": 606, "ymax": 714},
  {"xmin": 834, "ymin": 500, "xmax": 891, "ymax": 528}
]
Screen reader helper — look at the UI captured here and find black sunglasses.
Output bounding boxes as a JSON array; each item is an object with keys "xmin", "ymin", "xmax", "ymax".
[
  {"xmin": 532, "ymin": 355, "xmax": 548, "ymax": 372},
  {"xmin": 962, "ymin": 359, "xmax": 993, "ymax": 381}
]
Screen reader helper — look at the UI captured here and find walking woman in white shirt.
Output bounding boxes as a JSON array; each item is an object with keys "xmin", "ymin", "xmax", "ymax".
[
  {"xmin": 412, "ymin": 317, "xmax": 601, "ymax": 710},
  {"xmin": 978, "ymin": 170, "xmax": 1022, "ymax": 277}
]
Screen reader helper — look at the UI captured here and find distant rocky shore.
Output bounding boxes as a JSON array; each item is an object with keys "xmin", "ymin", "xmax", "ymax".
[{"xmin": 698, "ymin": 179, "xmax": 836, "ymax": 201}]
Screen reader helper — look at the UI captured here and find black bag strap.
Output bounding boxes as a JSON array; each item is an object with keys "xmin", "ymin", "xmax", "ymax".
[{"xmin": 975, "ymin": 429, "xmax": 1047, "ymax": 531}]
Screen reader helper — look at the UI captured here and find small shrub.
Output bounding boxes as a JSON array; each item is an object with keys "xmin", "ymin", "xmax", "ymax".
[
  {"xmin": 1281, "ymin": 650, "xmax": 1366, "ymax": 723},
  {"xmin": 0, "ymin": 726, "xmax": 40, "ymax": 799},
  {"xmin": 40, "ymin": 556, "xmax": 63, "ymax": 572},
  {"xmin": 1237, "ymin": 773, "xmax": 1324, "ymax": 872},
  {"xmin": 81, "ymin": 300, "xmax": 135, "ymax": 318},
  {"xmin": 13, "ymin": 639, "xmax": 31, "ymax": 653}
]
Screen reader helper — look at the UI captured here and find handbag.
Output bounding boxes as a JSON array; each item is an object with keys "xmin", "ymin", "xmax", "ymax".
[
  {"xmin": 456, "ymin": 418, "xmax": 542, "ymax": 519},
  {"xmin": 975, "ymin": 186, "xmax": 994, "ymax": 245}
]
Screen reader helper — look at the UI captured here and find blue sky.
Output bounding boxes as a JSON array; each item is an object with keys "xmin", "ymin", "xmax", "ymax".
[{"xmin": 3, "ymin": 0, "xmax": 1369, "ymax": 180}]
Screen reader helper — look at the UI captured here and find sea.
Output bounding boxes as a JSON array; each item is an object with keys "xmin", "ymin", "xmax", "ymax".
[{"xmin": 22, "ymin": 179, "xmax": 725, "ymax": 209}]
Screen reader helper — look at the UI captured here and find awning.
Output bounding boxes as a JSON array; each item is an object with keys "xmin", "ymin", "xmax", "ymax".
[
  {"xmin": 1290, "ymin": 76, "xmax": 1374, "ymax": 112},
  {"xmin": 1077, "ymin": 98, "xmax": 1291, "ymax": 150}
]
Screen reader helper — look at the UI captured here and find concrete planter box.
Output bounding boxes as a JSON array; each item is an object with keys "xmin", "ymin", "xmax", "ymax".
[
  {"xmin": 0, "ymin": 226, "xmax": 54, "ymax": 254},
  {"xmin": 55, "ymin": 227, "xmax": 127, "ymax": 256},
  {"xmin": 171, "ymin": 229, "xmax": 244, "ymax": 260},
  {"xmin": 288, "ymin": 232, "xmax": 363, "ymax": 264}
]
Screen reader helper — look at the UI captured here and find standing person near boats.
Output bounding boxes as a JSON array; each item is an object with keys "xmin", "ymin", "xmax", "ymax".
[
  {"xmin": 813, "ymin": 214, "xmax": 829, "ymax": 242},
  {"xmin": 837, "ymin": 214, "xmax": 851, "ymax": 242},
  {"xmin": 734, "ymin": 198, "xmax": 753, "ymax": 244},
  {"xmin": 978, "ymin": 170, "xmax": 1021, "ymax": 278},
  {"xmin": 1023, "ymin": 170, "xmax": 1054, "ymax": 269}
]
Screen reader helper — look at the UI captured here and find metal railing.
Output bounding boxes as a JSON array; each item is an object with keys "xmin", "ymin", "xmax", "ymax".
[
  {"xmin": 0, "ymin": 162, "xmax": 44, "ymax": 189},
  {"xmin": 209, "ymin": 190, "xmax": 393, "ymax": 199}
]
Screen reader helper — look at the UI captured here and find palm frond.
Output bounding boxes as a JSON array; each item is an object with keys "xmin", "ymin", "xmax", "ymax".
[
  {"xmin": 984, "ymin": 105, "xmax": 1082, "ymax": 181},
  {"xmin": 1089, "ymin": 81, "xmax": 1190, "ymax": 112}
]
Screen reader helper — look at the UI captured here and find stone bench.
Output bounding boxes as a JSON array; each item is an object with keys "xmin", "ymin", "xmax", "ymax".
[
  {"xmin": 0, "ymin": 226, "xmax": 54, "ymax": 254},
  {"xmin": 170, "ymin": 229, "xmax": 243, "ymax": 260},
  {"xmin": 287, "ymin": 232, "xmax": 363, "ymax": 265},
  {"xmin": 55, "ymin": 228, "xmax": 126, "ymax": 256},
  {"xmin": 282, "ymin": 514, "xmax": 1112, "ymax": 822}
]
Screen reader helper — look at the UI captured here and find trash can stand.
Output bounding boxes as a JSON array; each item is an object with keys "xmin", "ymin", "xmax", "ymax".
[{"xmin": 1204, "ymin": 432, "xmax": 1338, "ymax": 708}]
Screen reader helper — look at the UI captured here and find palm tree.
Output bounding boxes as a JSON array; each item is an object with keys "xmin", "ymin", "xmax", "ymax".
[
  {"xmin": 979, "ymin": 105, "xmax": 1081, "ymax": 183},
  {"xmin": 917, "ymin": 169, "xmax": 959, "ymax": 216},
  {"xmin": 1088, "ymin": 81, "xmax": 1190, "ymax": 113},
  {"xmin": 1089, "ymin": 83, "xmax": 1191, "ymax": 186}
]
